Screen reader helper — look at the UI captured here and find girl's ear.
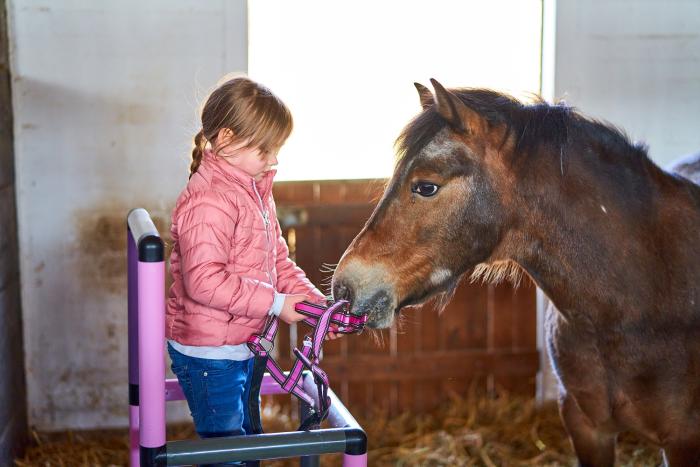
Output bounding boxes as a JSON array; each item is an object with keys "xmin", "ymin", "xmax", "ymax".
[
  {"xmin": 215, "ymin": 128, "xmax": 235, "ymax": 147},
  {"xmin": 213, "ymin": 128, "xmax": 243, "ymax": 157}
]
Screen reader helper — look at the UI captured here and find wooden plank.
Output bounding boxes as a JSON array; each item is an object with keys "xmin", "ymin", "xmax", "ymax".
[
  {"xmin": 493, "ymin": 373, "xmax": 536, "ymax": 395},
  {"xmin": 291, "ymin": 225, "xmax": 324, "ymax": 289},
  {"xmin": 398, "ymin": 380, "xmax": 416, "ymax": 413},
  {"xmin": 440, "ymin": 281, "xmax": 489, "ymax": 351},
  {"xmin": 275, "ymin": 320, "xmax": 292, "ymax": 361},
  {"xmin": 513, "ymin": 279, "xmax": 537, "ymax": 350},
  {"xmin": 317, "ymin": 181, "xmax": 346, "ymax": 204},
  {"xmin": 341, "ymin": 179, "xmax": 386, "ymax": 204},
  {"xmin": 442, "ymin": 376, "xmax": 471, "ymax": 399},
  {"xmin": 321, "ymin": 350, "xmax": 539, "ymax": 382},
  {"xmin": 348, "ymin": 328, "xmax": 392, "ymax": 357},
  {"xmin": 320, "ymin": 329, "xmax": 343, "ymax": 358},
  {"xmin": 275, "ymin": 179, "xmax": 386, "ymax": 205},
  {"xmin": 347, "ymin": 382, "xmax": 369, "ymax": 418},
  {"xmin": 371, "ymin": 381, "xmax": 394, "ymax": 414},
  {"xmin": 276, "ymin": 203, "xmax": 375, "ymax": 227},
  {"xmin": 463, "ymin": 282, "xmax": 489, "ymax": 349},
  {"xmin": 440, "ymin": 281, "xmax": 488, "ymax": 350},
  {"xmin": 418, "ymin": 304, "xmax": 441, "ymax": 353},
  {"xmin": 440, "ymin": 290, "xmax": 468, "ymax": 351},
  {"xmin": 414, "ymin": 380, "xmax": 433, "ymax": 412},
  {"xmin": 491, "ymin": 283, "xmax": 515, "ymax": 349},
  {"xmin": 272, "ymin": 182, "xmax": 316, "ymax": 204},
  {"xmin": 396, "ymin": 309, "xmax": 419, "ymax": 354},
  {"xmin": 317, "ymin": 225, "xmax": 345, "ymax": 296}
]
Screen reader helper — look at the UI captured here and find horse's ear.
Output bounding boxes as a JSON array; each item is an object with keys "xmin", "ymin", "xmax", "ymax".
[
  {"xmin": 430, "ymin": 78, "xmax": 483, "ymax": 135},
  {"xmin": 414, "ymin": 82, "xmax": 433, "ymax": 110}
]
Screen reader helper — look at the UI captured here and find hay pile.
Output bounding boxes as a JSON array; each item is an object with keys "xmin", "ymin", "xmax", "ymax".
[
  {"xmin": 359, "ymin": 389, "xmax": 661, "ymax": 467},
  {"xmin": 14, "ymin": 390, "xmax": 662, "ymax": 466}
]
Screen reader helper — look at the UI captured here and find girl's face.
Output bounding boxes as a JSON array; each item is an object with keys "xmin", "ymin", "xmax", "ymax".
[{"xmin": 214, "ymin": 129, "xmax": 279, "ymax": 182}]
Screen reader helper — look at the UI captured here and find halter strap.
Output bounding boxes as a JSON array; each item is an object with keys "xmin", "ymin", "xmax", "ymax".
[{"xmin": 247, "ymin": 300, "xmax": 367, "ymax": 429}]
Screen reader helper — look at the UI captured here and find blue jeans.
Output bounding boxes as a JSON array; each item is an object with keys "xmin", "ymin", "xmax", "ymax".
[{"xmin": 167, "ymin": 343, "xmax": 257, "ymax": 466}]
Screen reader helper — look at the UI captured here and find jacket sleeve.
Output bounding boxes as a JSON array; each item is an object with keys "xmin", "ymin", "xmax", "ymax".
[
  {"xmin": 272, "ymin": 213, "xmax": 327, "ymax": 304},
  {"xmin": 177, "ymin": 192, "xmax": 274, "ymax": 319}
]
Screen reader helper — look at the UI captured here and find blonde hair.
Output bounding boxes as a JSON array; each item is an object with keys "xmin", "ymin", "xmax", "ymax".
[{"xmin": 190, "ymin": 76, "xmax": 293, "ymax": 177}]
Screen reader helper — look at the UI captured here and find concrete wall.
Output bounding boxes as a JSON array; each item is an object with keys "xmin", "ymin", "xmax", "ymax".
[
  {"xmin": 537, "ymin": 0, "xmax": 700, "ymax": 402},
  {"xmin": 547, "ymin": 0, "xmax": 700, "ymax": 166},
  {"xmin": 8, "ymin": 0, "xmax": 247, "ymax": 430},
  {"xmin": 0, "ymin": 0, "xmax": 27, "ymax": 460}
]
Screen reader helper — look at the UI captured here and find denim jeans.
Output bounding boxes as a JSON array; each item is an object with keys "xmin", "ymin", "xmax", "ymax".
[{"xmin": 167, "ymin": 343, "xmax": 257, "ymax": 466}]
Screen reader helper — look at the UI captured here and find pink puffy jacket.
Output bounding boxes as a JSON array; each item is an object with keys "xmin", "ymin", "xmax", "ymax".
[{"xmin": 166, "ymin": 149, "xmax": 325, "ymax": 346}]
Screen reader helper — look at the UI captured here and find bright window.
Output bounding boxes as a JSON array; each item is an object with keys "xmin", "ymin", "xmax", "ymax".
[{"xmin": 249, "ymin": 0, "xmax": 543, "ymax": 181}]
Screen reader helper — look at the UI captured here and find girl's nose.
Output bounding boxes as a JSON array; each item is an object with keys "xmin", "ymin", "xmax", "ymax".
[{"xmin": 270, "ymin": 154, "xmax": 278, "ymax": 166}]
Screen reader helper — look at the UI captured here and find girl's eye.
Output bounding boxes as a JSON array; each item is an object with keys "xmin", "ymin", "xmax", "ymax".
[{"xmin": 411, "ymin": 182, "xmax": 440, "ymax": 197}]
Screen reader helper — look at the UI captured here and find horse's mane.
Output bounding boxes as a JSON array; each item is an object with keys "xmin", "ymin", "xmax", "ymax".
[{"xmin": 395, "ymin": 88, "xmax": 652, "ymax": 171}]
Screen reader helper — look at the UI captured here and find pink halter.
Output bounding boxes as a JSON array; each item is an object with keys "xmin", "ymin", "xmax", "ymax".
[{"xmin": 247, "ymin": 300, "xmax": 367, "ymax": 430}]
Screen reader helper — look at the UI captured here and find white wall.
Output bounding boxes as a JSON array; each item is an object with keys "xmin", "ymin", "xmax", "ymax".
[
  {"xmin": 9, "ymin": 0, "xmax": 247, "ymax": 430},
  {"xmin": 548, "ymin": 0, "xmax": 700, "ymax": 167},
  {"xmin": 537, "ymin": 0, "xmax": 700, "ymax": 402}
]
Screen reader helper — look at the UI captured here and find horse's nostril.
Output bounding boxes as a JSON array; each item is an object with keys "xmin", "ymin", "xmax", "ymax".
[
  {"xmin": 334, "ymin": 283, "xmax": 348, "ymax": 300},
  {"xmin": 333, "ymin": 282, "xmax": 354, "ymax": 306}
]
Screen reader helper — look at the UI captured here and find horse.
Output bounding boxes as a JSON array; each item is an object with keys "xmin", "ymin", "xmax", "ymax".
[{"xmin": 331, "ymin": 79, "xmax": 700, "ymax": 466}]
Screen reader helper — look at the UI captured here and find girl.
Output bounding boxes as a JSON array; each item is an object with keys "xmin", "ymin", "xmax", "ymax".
[{"xmin": 165, "ymin": 76, "xmax": 335, "ymax": 457}]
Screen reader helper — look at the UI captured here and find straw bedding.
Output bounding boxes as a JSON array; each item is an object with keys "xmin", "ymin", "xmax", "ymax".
[{"xmin": 14, "ymin": 390, "xmax": 662, "ymax": 467}]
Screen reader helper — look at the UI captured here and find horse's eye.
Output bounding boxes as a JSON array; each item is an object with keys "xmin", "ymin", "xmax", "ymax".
[{"xmin": 411, "ymin": 182, "xmax": 440, "ymax": 197}]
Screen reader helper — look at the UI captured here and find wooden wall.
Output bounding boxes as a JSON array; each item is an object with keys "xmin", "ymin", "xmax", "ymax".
[{"xmin": 271, "ymin": 180, "xmax": 538, "ymax": 417}]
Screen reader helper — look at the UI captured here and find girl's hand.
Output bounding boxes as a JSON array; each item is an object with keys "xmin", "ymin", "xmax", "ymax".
[
  {"xmin": 278, "ymin": 294, "xmax": 308, "ymax": 324},
  {"xmin": 325, "ymin": 331, "xmax": 344, "ymax": 341}
]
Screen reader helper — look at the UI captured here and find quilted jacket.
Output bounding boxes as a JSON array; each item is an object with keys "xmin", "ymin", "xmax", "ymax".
[{"xmin": 166, "ymin": 149, "xmax": 325, "ymax": 345}]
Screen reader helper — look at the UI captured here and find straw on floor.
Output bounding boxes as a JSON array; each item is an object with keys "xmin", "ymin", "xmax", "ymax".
[{"xmin": 14, "ymin": 389, "xmax": 662, "ymax": 467}]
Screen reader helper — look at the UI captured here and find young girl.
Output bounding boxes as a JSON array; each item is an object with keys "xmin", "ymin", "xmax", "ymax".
[{"xmin": 165, "ymin": 76, "xmax": 335, "ymax": 452}]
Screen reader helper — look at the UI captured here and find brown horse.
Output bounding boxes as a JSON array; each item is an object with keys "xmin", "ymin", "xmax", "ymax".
[{"xmin": 331, "ymin": 79, "xmax": 700, "ymax": 466}]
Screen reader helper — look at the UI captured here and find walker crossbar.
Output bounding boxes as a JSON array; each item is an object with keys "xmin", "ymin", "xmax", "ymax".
[
  {"xmin": 127, "ymin": 208, "xmax": 367, "ymax": 467},
  {"xmin": 162, "ymin": 377, "xmax": 366, "ymax": 465}
]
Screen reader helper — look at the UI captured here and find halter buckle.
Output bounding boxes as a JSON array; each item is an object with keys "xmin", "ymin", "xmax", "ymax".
[{"xmin": 258, "ymin": 337, "xmax": 274, "ymax": 352}]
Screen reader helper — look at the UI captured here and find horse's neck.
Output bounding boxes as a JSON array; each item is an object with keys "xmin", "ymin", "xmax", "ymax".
[{"xmin": 514, "ymin": 161, "xmax": 700, "ymax": 320}]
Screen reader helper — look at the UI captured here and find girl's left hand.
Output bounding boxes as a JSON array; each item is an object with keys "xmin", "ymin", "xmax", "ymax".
[{"xmin": 325, "ymin": 331, "xmax": 343, "ymax": 341}]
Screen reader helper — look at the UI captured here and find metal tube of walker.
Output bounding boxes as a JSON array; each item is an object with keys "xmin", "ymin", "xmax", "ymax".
[{"xmin": 128, "ymin": 208, "xmax": 166, "ymax": 466}]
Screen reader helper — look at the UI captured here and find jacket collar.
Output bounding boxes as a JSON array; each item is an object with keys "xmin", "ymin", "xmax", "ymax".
[{"xmin": 201, "ymin": 149, "xmax": 276, "ymax": 200}]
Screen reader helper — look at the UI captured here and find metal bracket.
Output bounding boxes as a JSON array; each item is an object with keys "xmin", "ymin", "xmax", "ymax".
[{"xmin": 259, "ymin": 337, "xmax": 274, "ymax": 352}]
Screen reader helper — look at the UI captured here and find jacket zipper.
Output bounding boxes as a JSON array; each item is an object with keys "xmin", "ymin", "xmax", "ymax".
[{"xmin": 252, "ymin": 181, "xmax": 275, "ymax": 289}]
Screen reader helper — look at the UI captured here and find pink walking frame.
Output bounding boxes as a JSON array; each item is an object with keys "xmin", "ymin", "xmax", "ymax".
[
  {"xmin": 128, "ymin": 208, "xmax": 368, "ymax": 466},
  {"xmin": 247, "ymin": 300, "xmax": 367, "ymax": 430}
]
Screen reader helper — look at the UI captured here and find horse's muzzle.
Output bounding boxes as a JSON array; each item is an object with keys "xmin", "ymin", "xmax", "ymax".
[
  {"xmin": 332, "ymin": 259, "xmax": 399, "ymax": 328},
  {"xmin": 333, "ymin": 279, "xmax": 395, "ymax": 328}
]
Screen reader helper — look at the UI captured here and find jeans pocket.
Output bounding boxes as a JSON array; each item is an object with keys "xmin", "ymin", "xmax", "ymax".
[{"xmin": 202, "ymin": 363, "xmax": 247, "ymax": 415}]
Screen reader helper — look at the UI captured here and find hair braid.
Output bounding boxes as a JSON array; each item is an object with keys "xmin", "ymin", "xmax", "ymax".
[{"xmin": 189, "ymin": 129, "xmax": 205, "ymax": 178}]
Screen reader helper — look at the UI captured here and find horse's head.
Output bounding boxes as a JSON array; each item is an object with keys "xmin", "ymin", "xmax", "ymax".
[{"xmin": 333, "ymin": 79, "xmax": 520, "ymax": 328}]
